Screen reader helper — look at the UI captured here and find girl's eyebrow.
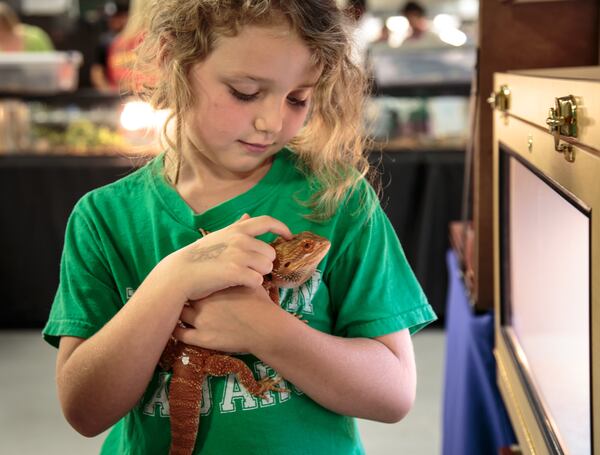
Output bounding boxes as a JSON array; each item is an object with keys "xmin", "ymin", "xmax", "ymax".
[{"xmin": 226, "ymin": 73, "xmax": 317, "ymax": 89}]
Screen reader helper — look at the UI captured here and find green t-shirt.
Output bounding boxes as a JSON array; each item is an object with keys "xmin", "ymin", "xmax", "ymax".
[{"xmin": 43, "ymin": 147, "xmax": 436, "ymax": 455}]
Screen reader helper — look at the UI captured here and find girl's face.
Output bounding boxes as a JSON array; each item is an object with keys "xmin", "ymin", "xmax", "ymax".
[{"xmin": 185, "ymin": 24, "xmax": 320, "ymax": 177}]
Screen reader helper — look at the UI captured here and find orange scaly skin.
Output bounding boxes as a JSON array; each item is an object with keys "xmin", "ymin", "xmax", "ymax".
[{"xmin": 160, "ymin": 231, "xmax": 331, "ymax": 455}]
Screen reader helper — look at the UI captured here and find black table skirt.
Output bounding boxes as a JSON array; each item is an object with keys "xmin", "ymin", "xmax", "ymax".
[
  {"xmin": 370, "ymin": 150, "xmax": 464, "ymax": 325},
  {"xmin": 1, "ymin": 151, "xmax": 463, "ymax": 328}
]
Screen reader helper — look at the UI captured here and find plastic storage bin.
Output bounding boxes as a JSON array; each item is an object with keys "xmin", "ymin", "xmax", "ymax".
[{"xmin": 0, "ymin": 51, "xmax": 83, "ymax": 94}]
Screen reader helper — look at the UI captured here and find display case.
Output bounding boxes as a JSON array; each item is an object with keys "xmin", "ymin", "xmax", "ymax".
[
  {"xmin": 492, "ymin": 67, "xmax": 600, "ymax": 454},
  {"xmin": 0, "ymin": 90, "xmax": 162, "ymax": 156},
  {"xmin": 366, "ymin": 42, "xmax": 474, "ymax": 152},
  {"xmin": 0, "ymin": 51, "xmax": 82, "ymax": 94},
  {"xmin": 0, "ymin": 38, "xmax": 475, "ymax": 156}
]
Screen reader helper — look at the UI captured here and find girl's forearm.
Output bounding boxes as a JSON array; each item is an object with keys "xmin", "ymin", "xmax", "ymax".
[
  {"xmin": 251, "ymin": 309, "xmax": 417, "ymax": 423},
  {"xmin": 57, "ymin": 262, "xmax": 185, "ymax": 437}
]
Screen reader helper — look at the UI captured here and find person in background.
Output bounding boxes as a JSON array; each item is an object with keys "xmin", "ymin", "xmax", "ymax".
[
  {"xmin": 90, "ymin": 1, "xmax": 129, "ymax": 92},
  {"xmin": 400, "ymin": 1, "xmax": 433, "ymax": 42},
  {"xmin": 105, "ymin": 0, "xmax": 146, "ymax": 92},
  {"xmin": 0, "ymin": 2, "xmax": 54, "ymax": 52}
]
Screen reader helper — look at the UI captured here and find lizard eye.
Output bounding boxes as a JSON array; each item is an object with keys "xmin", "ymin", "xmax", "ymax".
[{"xmin": 303, "ymin": 242, "xmax": 312, "ymax": 249}]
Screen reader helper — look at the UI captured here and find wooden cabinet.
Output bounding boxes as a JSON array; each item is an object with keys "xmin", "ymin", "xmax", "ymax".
[{"xmin": 471, "ymin": 0, "xmax": 598, "ymax": 310}]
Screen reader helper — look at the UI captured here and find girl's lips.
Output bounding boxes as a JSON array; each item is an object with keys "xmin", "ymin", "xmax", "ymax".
[{"xmin": 238, "ymin": 140, "xmax": 272, "ymax": 153}]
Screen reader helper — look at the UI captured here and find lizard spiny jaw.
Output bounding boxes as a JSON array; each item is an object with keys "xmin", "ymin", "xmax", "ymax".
[{"xmin": 270, "ymin": 232, "xmax": 331, "ymax": 288}]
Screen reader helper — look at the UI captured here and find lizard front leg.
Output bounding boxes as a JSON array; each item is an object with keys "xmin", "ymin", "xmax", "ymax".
[
  {"xmin": 263, "ymin": 276, "xmax": 307, "ymax": 322},
  {"xmin": 262, "ymin": 276, "xmax": 280, "ymax": 306}
]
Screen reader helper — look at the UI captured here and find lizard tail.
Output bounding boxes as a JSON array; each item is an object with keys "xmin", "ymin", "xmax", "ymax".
[{"xmin": 168, "ymin": 349, "xmax": 204, "ymax": 455}]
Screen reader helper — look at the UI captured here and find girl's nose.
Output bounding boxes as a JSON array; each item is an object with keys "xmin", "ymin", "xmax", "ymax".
[{"xmin": 254, "ymin": 98, "xmax": 284, "ymax": 135}]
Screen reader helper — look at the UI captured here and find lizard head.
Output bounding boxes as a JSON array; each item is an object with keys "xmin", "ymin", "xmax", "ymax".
[{"xmin": 270, "ymin": 232, "xmax": 331, "ymax": 288}]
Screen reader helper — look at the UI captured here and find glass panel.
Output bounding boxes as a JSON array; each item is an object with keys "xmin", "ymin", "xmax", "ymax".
[{"xmin": 508, "ymin": 156, "xmax": 590, "ymax": 455}]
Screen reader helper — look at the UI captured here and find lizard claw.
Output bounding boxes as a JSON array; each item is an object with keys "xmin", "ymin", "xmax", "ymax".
[
  {"xmin": 292, "ymin": 313, "xmax": 309, "ymax": 324},
  {"xmin": 257, "ymin": 376, "xmax": 290, "ymax": 397}
]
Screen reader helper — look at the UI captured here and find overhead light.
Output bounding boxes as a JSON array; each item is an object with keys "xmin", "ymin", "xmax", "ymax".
[
  {"xmin": 361, "ymin": 16, "xmax": 384, "ymax": 43},
  {"xmin": 386, "ymin": 15, "xmax": 410, "ymax": 35},
  {"xmin": 432, "ymin": 14, "xmax": 461, "ymax": 32},
  {"xmin": 385, "ymin": 16, "xmax": 410, "ymax": 48},
  {"xmin": 438, "ymin": 28, "xmax": 468, "ymax": 47},
  {"xmin": 457, "ymin": 0, "xmax": 479, "ymax": 20}
]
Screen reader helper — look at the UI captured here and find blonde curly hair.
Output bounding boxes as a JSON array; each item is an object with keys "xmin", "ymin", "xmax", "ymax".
[{"xmin": 135, "ymin": 0, "xmax": 375, "ymax": 220}]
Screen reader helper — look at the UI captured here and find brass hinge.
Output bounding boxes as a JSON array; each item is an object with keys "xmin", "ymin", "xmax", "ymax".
[{"xmin": 487, "ymin": 85, "xmax": 511, "ymax": 113}]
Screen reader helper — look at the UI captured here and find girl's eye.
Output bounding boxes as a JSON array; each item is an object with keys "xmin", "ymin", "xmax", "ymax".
[
  {"xmin": 287, "ymin": 96, "xmax": 308, "ymax": 108},
  {"xmin": 230, "ymin": 87, "xmax": 308, "ymax": 108},
  {"xmin": 230, "ymin": 88, "xmax": 259, "ymax": 102}
]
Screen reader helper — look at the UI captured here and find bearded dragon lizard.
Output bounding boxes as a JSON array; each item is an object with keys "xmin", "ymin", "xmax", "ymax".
[{"xmin": 159, "ymin": 231, "xmax": 331, "ymax": 455}]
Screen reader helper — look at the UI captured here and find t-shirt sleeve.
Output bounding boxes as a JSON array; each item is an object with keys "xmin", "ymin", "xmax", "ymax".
[
  {"xmin": 43, "ymin": 197, "xmax": 123, "ymax": 348},
  {"xmin": 326, "ymin": 187, "xmax": 437, "ymax": 338}
]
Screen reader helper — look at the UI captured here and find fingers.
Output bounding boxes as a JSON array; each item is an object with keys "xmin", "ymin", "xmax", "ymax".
[
  {"xmin": 172, "ymin": 325, "xmax": 197, "ymax": 346},
  {"xmin": 223, "ymin": 247, "xmax": 273, "ymax": 278},
  {"xmin": 235, "ymin": 267, "xmax": 265, "ymax": 288},
  {"xmin": 235, "ymin": 215, "xmax": 292, "ymax": 240},
  {"xmin": 235, "ymin": 213, "xmax": 252, "ymax": 223},
  {"xmin": 181, "ymin": 215, "xmax": 287, "ymax": 297},
  {"xmin": 179, "ymin": 305, "xmax": 196, "ymax": 327},
  {"xmin": 244, "ymin": 237, "xmax": 277, "ymax": 262},
  {"xmin": 242, "ymin": 250, "xmax": 274, "ymax": 276}
]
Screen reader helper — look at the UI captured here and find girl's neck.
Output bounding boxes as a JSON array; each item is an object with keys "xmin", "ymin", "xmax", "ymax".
[
  {"xmin": 165, "ymin": 143, "xmax": 272, "ymax": 187},
  {"xmin": 164, "ymin": 142, "xmax": 273, "ymax": 214}
]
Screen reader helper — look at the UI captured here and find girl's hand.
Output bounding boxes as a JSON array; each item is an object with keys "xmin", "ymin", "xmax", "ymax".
[
  {"xmin": 164, "ymin": 214, "xmax": 292, "ymax": 303},
  {"xmin": 173, "ymin": 285, "xmax": 280, "ymax": 353}
]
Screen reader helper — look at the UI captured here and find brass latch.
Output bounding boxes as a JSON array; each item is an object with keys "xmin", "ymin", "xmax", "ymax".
[
  {"xmin": 487, "ymin": 85, "xmax": 511, "ymax": 112},
  {"xmin": 546, "ymin": 95, "xmax": 577, "ymax": 162}
]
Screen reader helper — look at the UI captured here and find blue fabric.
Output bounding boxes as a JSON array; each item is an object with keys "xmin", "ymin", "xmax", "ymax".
[{"xmin": 442, "ymin": 250, "xmax": 516, "ymax": 455}]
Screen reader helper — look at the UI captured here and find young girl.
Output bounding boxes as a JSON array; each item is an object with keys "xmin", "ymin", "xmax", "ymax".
[{"xmin": 43, "ymin": 1, "xmax": 437, "ymax": 453}]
